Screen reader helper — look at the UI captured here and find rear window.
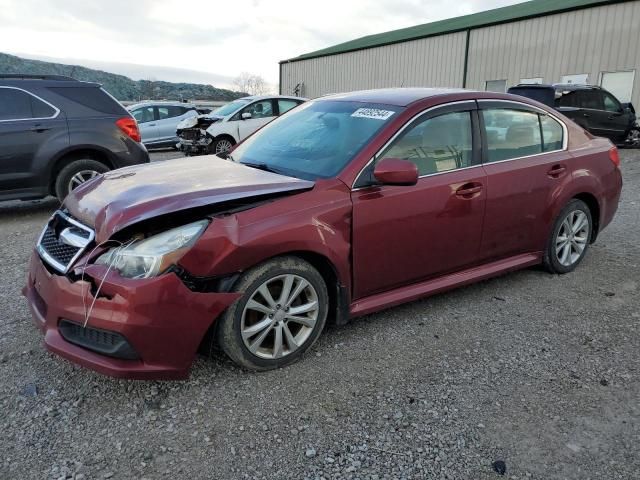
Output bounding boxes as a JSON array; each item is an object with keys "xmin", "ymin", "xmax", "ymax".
[
  {"xmin": 0, "ymin": 87, "xmax": 56, "ymax": 120},
  {"xmin": 507, "ymin": 87, "xmax": 555, "ymax": 107},
  {"xmin": 48, "ymin": 86, "xmax": 127, "ymax": 115}
]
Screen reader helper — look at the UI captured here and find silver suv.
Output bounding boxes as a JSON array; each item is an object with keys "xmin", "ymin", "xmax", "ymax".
[{"xmin": 127, "ymin": 101, "xmax": 198, "ymax": 149}]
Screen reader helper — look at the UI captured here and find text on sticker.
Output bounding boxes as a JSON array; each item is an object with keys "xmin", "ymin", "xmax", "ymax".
[{"xmin": 351, "ymin": 108, "xmax": 395, "ymax": 120}]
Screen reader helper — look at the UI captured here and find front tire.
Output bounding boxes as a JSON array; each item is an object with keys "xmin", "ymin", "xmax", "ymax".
[
  {"xmin": 210, "ymin": 137, "xmax": 235, "ymax": 156},
  {"xmin": 543, "ymin": 199, "xmax": 593, "ymax": 274},
  {"xmin": 217, "ymin": 256, "xmax": 328, "ymax": 371},
  {"xmin": 54, "ymin": 159, "xmax": 109, "ymax": 201}
]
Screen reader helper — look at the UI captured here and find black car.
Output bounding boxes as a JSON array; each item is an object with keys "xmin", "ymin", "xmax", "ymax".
[
  {"xmin": 508, "ymin": 83, "xmax": 639, "ymax": 147},
  {"xmin": 0, "ymin": 74, "xmax": 149, "ymax": 202}
]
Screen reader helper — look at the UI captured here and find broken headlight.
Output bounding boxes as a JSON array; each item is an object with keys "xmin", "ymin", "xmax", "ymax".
[{"xmin": 95, "ymin": 220, "xmax": 209, "ymax": 279}]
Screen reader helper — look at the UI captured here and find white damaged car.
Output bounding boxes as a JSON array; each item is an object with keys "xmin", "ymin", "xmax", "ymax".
[{"xmin": 176, "ymin": 95, "xmax": 307, "ymax": 156}]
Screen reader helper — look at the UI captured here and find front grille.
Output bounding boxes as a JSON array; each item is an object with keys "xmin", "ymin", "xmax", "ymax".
[
  {"xmin": 59, "ymin": 320, "xmax": 139, "ymax": 360},
  {"xmin": 180, "ymin": 128, "xmax": 201, "ymax": 141},
  {"xmin": 36, "ymin": 211, "xmax": 94, "ymax": 273}
]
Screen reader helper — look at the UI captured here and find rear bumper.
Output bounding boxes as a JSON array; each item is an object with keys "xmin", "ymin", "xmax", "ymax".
[
  {"xmin": 23, "ymin": 252, "xmax": 240, "ymax": 380},
  {"xmin": 599, "ymin": 167, "xmax": 623, "ymax": 233}
]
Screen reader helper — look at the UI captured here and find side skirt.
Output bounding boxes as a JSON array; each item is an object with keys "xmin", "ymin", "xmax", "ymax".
[{"xmin": 350, "ymin": 252, "xmax": 542, "ymax": 317}]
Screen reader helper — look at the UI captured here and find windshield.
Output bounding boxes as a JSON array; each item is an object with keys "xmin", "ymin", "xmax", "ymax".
[
  {"xmin": 212, "ymin": 99, "xmax": 251, "ymax": 117},
  {"xmin": 231, "ymin": 100, "xmax": 403, "ymax": 180}
]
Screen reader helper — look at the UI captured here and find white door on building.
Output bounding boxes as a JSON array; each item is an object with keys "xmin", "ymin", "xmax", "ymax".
[
  {"xmin": 560, "ymin": 74, "xmax": 589, "ymax": 85},
  {"xmin": 485, "ymin": 80, "xmax": 507, "ymax": 92},
  {"xmin": 520, "ymin": 77, "xmax": 543, "ymax": 84},
  {"xmin": 600, "ymin": 71, "xmax": 635, "ymax": 103}
]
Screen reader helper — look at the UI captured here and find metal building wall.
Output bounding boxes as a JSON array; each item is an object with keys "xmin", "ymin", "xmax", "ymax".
[
  {"xmin": 466, "ymin": 1, "xmax": 640, "ymax": 107},
  {"xmin": 281, "ymin": 1, "xmax": 640, "ymax": 107},
  {"xmin": 280, "ymin": 31, "xmax": 467, "ymax": 99}
]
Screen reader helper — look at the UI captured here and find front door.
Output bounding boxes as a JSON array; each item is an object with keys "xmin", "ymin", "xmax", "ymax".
[
  {"xmin": 590, "ymin": 90, "xmax": 631, "ymax": 142},
  {"xmin": 351, "ymin": 102, "xmax": 487, "ymax": 299},
  {"xmin": 237, "ymin": 100, "xmax": 276, "ymax": 141}
]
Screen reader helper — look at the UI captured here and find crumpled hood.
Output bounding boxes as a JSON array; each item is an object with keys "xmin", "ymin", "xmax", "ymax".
[{"xmin": 64, "ymin": 156, "xmax": 314, "ymax": 242}]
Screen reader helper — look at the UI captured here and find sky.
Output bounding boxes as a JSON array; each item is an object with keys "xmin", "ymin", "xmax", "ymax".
[{"xmin": 0, "ymin": 0, "xmax": 523, "ymax": 90}]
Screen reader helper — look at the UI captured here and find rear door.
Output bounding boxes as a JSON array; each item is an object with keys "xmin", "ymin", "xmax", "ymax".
[
  {"xmin": 351, "ymin": 101, "xmax": 487, "ymax": 298},
  {"xmin": 0, "ymin": 86, "xmax": 67, "ymax": 192},
  {"xmin": 478, "ymin": 100, "xmax": 570, "ymax": 261},
  {"xmin": 237, "ymin": 99, "xmax": 277, "ymax": 141}
]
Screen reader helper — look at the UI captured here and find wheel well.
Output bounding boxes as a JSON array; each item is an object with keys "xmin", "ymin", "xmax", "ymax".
[
  {"xmin": 286, "ymin": 251, "xmax": 348, "ymax": 326},
  {"xmin": 214, "ymin": 134, "xmax": 236, "ymax": 145},
  {"xmin": 49, "ymin": 149, "xmax": 114, "ymax": 195},
  {"xmin": 573, "ymin": 193, "xmax": 600, "ymax": 242},
  {"xmin": 197, "ymin": 250, "xmax": 348, "ymax": 356}
]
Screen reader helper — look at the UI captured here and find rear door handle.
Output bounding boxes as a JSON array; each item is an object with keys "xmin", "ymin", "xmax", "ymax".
[
  {"xmin": 455, "ymin": 182, "xmax": 483, "ymax": 198},
  {"xmin": 547, "ymin": 165, "xmax": 566, "ymax": 178}
]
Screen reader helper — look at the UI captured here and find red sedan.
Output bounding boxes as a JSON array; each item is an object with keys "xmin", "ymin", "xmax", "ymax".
[{"xmin": 23, "ymin": 88, "xmax": 622, "ymax": 379}]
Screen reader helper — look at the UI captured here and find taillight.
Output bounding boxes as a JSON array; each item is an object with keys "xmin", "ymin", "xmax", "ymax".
[
  {"xmin": 609, "ymin": 146, "xmax": 620, "ymax": 168},
  {"xmin": 116, "ymin": 117, "xmax": 141, "ymax": 142}
]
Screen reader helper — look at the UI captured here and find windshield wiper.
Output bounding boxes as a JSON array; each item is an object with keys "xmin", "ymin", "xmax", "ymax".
[{"xmin": 241, "ymin": 161, "xmax": 283, "ymax": 175}]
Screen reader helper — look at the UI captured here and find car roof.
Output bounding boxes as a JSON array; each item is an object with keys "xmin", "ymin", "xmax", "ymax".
[
  {"xmin": 127, "ymin": 101, "xmax": 196, "ymax": 108},
  {"xmin": 511, "ymin": 83, "xmax": 603, "ymax": 92},
  {"xmin": 316, "ymin": 88, "xmax": 471, "ymax": 107},
  {"xmin": 0, "ymin": 77, "xmax": 100, "ymax": 88},
  {"xmin": 239, "ymin": 95, "xmax": 308, "ymax": 101}
]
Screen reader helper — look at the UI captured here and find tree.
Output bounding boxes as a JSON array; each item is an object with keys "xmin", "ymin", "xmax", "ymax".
[{"xmin": 233, "ymin": 72, "xmax": 269, "ymax": 95}]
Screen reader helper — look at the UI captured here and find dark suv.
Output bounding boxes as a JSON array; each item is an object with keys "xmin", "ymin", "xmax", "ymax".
[
  {"xmin": 0, "ymin": 74, "xmax": 149, "ymax": 202},
  {"xmin": 508, "ymin": 83, "xmax": 639, "ymax": 146}
]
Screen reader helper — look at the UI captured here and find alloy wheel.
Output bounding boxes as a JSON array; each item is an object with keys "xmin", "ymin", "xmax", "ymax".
[
  {"xmin": 555, "ymin": 210, "xmax": 590, "ymax": 266},
  {"xmin": 241, "ymin": 274, "xmax": 319, "ymax": 359},
  {"xmin": 215, "ymin": 139, "xmax": 233, "ymax": 154},
  {"xmin": 68, "ymin": 170, "xmax": 100, "ymax": 193}
]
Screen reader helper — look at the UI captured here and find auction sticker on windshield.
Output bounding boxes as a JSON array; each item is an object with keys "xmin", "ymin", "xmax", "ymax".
[{"xmin": 351, "ymin": 108, "xmax": 396, "ymax": 120}]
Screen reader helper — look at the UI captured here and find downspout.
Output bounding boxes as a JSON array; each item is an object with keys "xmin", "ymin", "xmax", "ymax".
[{"xmin": 462, "ymin": 29, "xmax": 471, "ymax": 88}]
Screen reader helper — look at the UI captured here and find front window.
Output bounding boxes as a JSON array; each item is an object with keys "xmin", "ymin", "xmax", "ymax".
[
  {"xmin": 212, "ymin": 99, "xmax": 251, "ymax": 117},
  {"xmin": 131, "ymin": 106, "xmax": 154, "ymax": 123},
  {"xmin": 231, "ymin": 101, "xmax": 403, "ymax": 180},
  {"xmin": 378, "ymin": 111, "xmax": 474, "ymax": 175}
]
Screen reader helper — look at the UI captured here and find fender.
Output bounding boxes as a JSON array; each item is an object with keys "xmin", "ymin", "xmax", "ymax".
[
  {"xmin": 206, "ymin": 120, "xmax": 240, "ymax": 144},
  {"xmin": 179, "ymin": 179, "xmax": 353, "ymax": 294}
]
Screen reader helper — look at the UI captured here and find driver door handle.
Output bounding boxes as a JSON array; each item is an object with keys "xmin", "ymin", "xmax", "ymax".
[
  {"xmin": 547, "ymin": 164, "xmax": 566, "ymax": 178},
  {"xmin": 455, "ymin": 182, "xmax": 483, "ymax": 198}
]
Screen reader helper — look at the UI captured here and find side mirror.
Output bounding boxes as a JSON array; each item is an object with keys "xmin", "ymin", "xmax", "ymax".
[
  {"xmin": 241, "ymin": 112, "xmax": 252, "ymax": 120},
  {"xmin": 373, "ymin": 158, "xmax": 418, "ymax": 186}
]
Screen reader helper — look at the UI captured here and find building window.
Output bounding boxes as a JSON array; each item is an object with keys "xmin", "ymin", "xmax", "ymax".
[
  {"xmin": 485, "ymin": 80, "xmax": 507, "ymax": 93},
  {"xmin": 560, "ymin": 74, "xmax": 589, "ymax": 85},
  {"xmin": 520, "ymin": 77, "xmax": 543, "ymax": 85},
  {"xmin": 600, "ymin": 70, "xmax": 635, "ymax": 103}
]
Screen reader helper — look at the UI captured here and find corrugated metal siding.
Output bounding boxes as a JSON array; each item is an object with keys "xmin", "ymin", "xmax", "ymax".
[
  {"xmin": 280, "ymin": 32, "xmax": 467, "ymax": 99},
  {"xmin": 466, "ymin": 1, "xmax": 640, "ymax": 107},
  {"xmin": 281, "ymin": 1, "xmax": 640, "ymax": 108}
]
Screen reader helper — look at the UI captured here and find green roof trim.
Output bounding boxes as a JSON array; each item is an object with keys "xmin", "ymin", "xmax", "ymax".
[{"xmin": 281, "ymin": 0, "xmax": 631, "ymax": 63}]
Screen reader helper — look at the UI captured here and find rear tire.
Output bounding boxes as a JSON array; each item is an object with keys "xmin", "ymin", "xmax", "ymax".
[
  {"xmin": 54, "ymin": 159, "xmax": 109, "ymax": 201},
  {"xmin": 543, "ymin": 199, "xmax": 593, "ymax": 274},
  {"xmin": 216, "ymin": 256, "xmax": 328, "ymax": 371}
]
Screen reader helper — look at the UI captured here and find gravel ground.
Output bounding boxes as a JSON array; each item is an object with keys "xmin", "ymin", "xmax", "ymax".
[{"xmin": 0, "ymin": 149, "xmax": 638, "ymax": 480}]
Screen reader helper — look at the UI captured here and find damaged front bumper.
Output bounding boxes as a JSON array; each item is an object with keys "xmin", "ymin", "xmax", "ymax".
[
  {"xmin": 22, "ymin": 252, "xmax": 240, "ymax": 380},
  {"xmin": 177, "ymin": 129, "xmax": 212, "ymax": 155}
]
